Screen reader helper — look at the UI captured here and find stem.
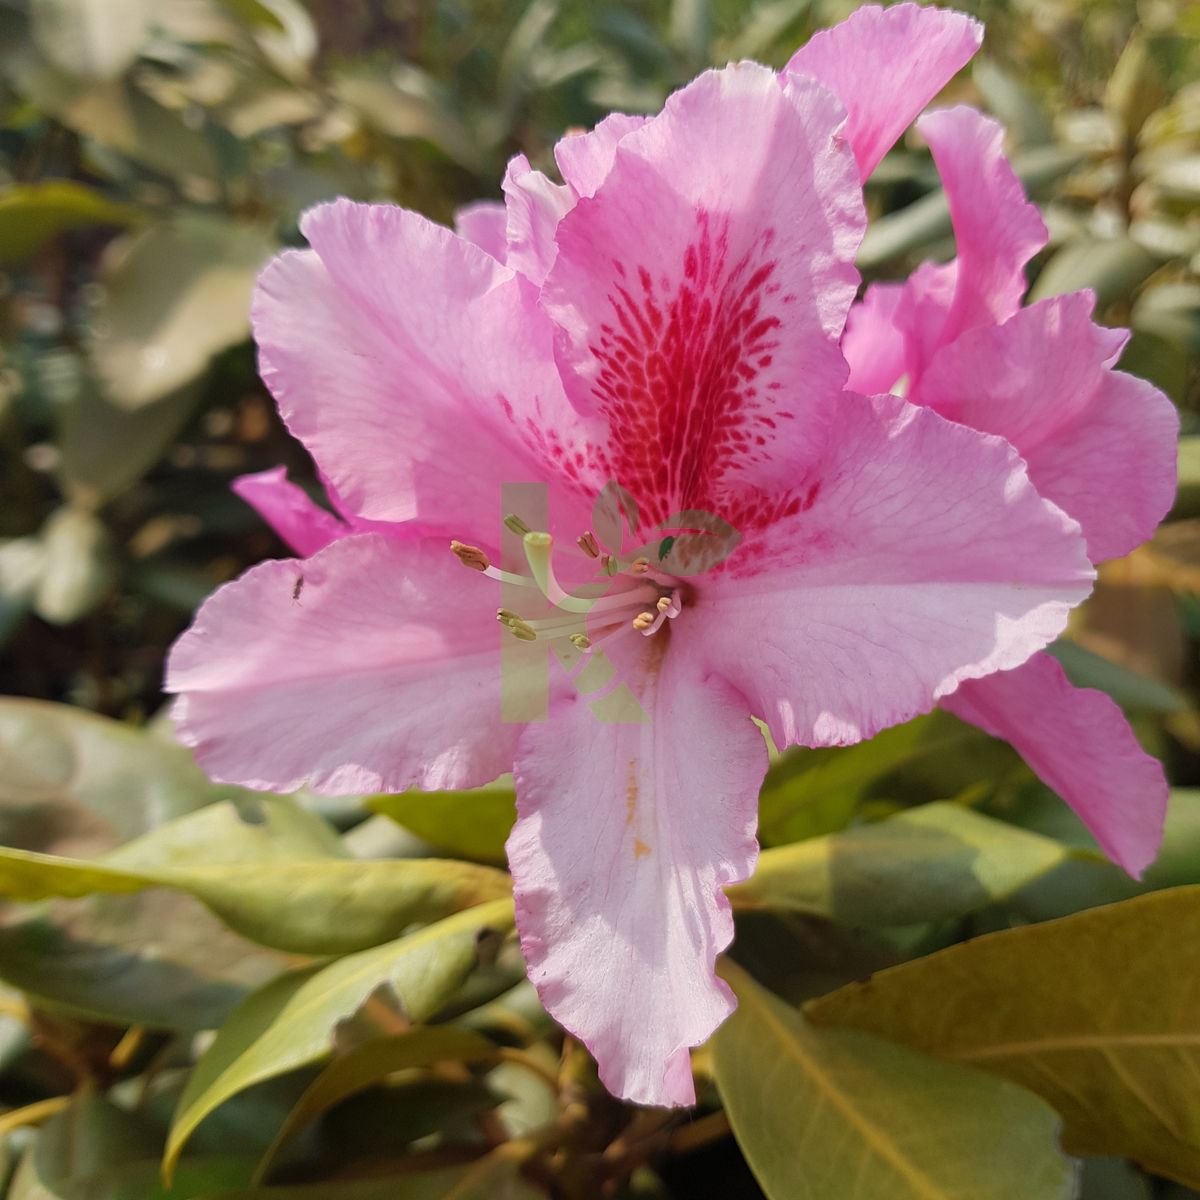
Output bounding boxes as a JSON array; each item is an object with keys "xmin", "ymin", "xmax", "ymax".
[{"xmin": 0, "ymin": 1095, "xmax": 70, "ymax": 1138}]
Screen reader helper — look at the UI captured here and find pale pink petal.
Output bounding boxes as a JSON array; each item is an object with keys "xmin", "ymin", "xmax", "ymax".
[
  {"xmin": 943, "ymin": 652, "xmax": 1168, "ymax": 877},
  {"xmin": 253, "ymin": 200, "xmax": 592, "ymax": 540},
  {"xmin": 542, "ymin": 63, "xmax": 864, "ymax": 525},
  {"xmin": 917, "ymin": 106, "xmax": 1047, "ymax": 346},
  {"xmin": 553, "ymin": 113, "xmax": 648, "ymax": 198},
  {"xmin": 693, "ymin": 392, "xmax": 1093, "ymax": 749},
  {"xmin": 502, "ymin": 154, "xmax": 574, "ymax": 285},
  {"xmin": 453, "ymin": 200, "xmax": 508, "ymax": 262},
  {"xmin": 918, "ymin": 292, "xmax": 1179, "ymax": 562},
  {"xmin": 167, "ymin": 534, "xmax": 521, "ymax": 794},
  {"xmin": 784, "ymin": 3, "xmax": 982, "ymax": 179},
  {"xmin": 231, "ymin": 467, "xmax": 347, "ymax": 557},
  {"xmin": 509, "ymin": 641, "xmax": 765, "ymax": 1106},
  {"xmin": 841, "ymin": 283, "xmax": 907, "ymax": 394}
]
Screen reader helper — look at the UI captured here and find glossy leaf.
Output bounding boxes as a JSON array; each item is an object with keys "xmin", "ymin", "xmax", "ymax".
[
  {"xmin": 90, "ymin": 216, "xmax": 275, "ymax": 409},
  {"xmin": 0, "ymin": 181, "xmax": 141, "ymax": 265},
  {"xmin": 165, "ymin": 898, "xmax": 516, "ymax": 1177},
  {"xmin": 731, "ymin": 802, "xmax": 1068, "ymax": 925},
  {"xmin": 807, "ymin": 887, "xmax": 1200, "ymax": 1188},
  {"xmin": 714, "ymin": 961, "xmax": 1076, "ymax": 1200},
  {"xmin": 255, "ymin": 1026, "xmax": 499, "ymax": 1177},
  {"xmin": 368, "ymin": 781, "xmax": 517, "ymax": 864}
]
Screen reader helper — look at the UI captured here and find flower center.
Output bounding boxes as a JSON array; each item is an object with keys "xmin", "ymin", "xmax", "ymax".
[{"xmin": 450, "ymin": 522, "xmax": 682, "ymax": 655}]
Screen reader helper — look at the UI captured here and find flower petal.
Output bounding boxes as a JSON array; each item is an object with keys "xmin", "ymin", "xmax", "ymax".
[
  {"xmin": 253, "ymin": 200, "xmax": 590, "ymax": 539},
  {"xmin": 696, "ymin": 392, "xmax": 1094, "ymax": 749},
  {"xmin": 917, "ymin": 292, "xmax": 1179, "ymax": 562},
  {"xmin": 453, "ymin": 200, "xmax": 508, "ymax": 262},
  {"xmin": 841, "ymin": 282, "xmax": 908, "ymax": 394},
  {"xmin": 542, "ymin": 63, "xmax": 864, "ymax": 525},
  {"xmin": 509, "ymin": 641, "xmax": 765, "ymax": 1106},
  {"xmin": 167, "ymin": 534, "xmax": 522, "ymax": 794},
  {"xmin": 553, "ymin": 112, "xmax": 648, "ymax": 198},
  {"xmin": 784, "ymin": 2, "xmax": 982, "ymax": 180},
  {"xmin": 502, "ymin": 154, "xmax": 573, "ymax": 285},
  {"xmin": 915, "ymin": 106, "xmax": 1047, "ymax": 349},
  {"xmin": 942, "ymin": 651, "xmax": 1168, "ymax": 877},
  {"xmin": 232, "ymin": 467, "xmax": 348, "ymax": 557}
]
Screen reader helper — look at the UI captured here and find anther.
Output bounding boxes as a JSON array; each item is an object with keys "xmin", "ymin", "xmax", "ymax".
[
  {"xmin": 632, "ymin": 611, "xmax": 655, "ymax": 631},
  {"xmin": 630, "ymin": 557, "xmax": 651, "ymax": 575},
  {"xmin": 450, "ymin": 540, "xmax": 490, "ymax": 572},
  {"xmin": 504, "ymin": 513, "xmax": 531, "ymax": 537},
  {"xmin": 569, "ymin": 633, "xmax": 591, "ymax": 649},
  {"xmin": 656, "ymin": 596, "xmax": 671, "ymax": 613},
  {"xmin": 577, "ymin": 531, "xmax": 600, "ymax": 558}
]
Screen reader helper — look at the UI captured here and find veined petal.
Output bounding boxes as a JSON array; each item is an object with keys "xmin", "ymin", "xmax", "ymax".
[
  {"xmin": 543, "ymin": 63, "xmax": 864, "ymax": 525},
  {"xmin": 943, "ymin": 652, "xmax": 1168, "ymax": 877},
  {"xmin": 510, "ymin": 642, "xmax": 765, "ymax": 1107},
  {"xmin": 453, "ymin": 200, "xmax": 508, "ymax": 262},
  {"xmin": 232, "ymin": 467, "xmax": 348, "ymax": 557},
  {"xmin": 553, "ymin": 112, "xmax": 648, "ymax": 198},
  {"xmin": 695, "ymin": 392, "xmax": 1094, "ymax": 749},
  {"xmin": 916, "ymin": 106, "xmax": 1047, "ymax": 349},
  {"xmin": 502, "ymin": 154, "xmax": 574, "ymax": 285},
  {"xmin": 253, "ymin": 200, "xmax": 591, "ymax": 539},
  {"xmin": 167, "ymin": 534, "xmax": 521, "ymax": 795},
  {"xmin": 918, "ymin": 292, "xmax": 1179, "ymax": 562},
  {"xmin": 784, "ymin": 2, "xmax": 982, "ymax": 180},
  {"xmin": 841, "ymin": 282, "xmax": 908, "ymax": 394}
]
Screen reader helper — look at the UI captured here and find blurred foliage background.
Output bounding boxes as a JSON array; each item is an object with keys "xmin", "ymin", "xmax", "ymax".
[{"xmin": 0, "ymin": 0, "xmax": 1198, "ymax": 1197}]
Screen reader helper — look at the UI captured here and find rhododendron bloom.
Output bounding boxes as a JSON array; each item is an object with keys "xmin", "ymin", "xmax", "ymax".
[
  {"xmin": 841, "ymin": 104, "xmax": 1178, "ymax": 878},
  {"xmin": 169, "ymin": 6, "xmax": 1099, "ymax": 1106}
]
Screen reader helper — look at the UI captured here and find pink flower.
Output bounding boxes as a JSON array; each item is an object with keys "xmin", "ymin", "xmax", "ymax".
[
  {"xmin": 842, "ymin": 104, "xmax": 1178, "ymax": 878},
  {"xmin": 169, "ymin": 6, "xmax": 1098, "ymax": 1106}
]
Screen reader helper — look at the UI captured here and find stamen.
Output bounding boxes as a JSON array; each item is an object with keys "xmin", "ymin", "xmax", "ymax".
[
  {"xmin": 569, "ymin": 633, "xmax": 591, "ymax": 649},
  {"xmin": 450, "ymin": 540, "xmax": 490, "ymax": 572},
  {"xmin": 503, "ymin": 513, "xmax": 532, "ymax": 537},
  {"xmin": 632, "ymin": 611, "xmax": 655, "ymax": 631},
  {"xmin": 577, "ymin": 531, "xmax": 601, "ymax": 558},
  {"xmin": 523, "ymin": 531, "xmax": 595, "ymax": 613},
  {"xmin": 629, "ymin": 557, "xmax": 651, "ymax": 575},
  {"xmin": 656, "ymin": 596, "xmax": 671, "ymax": 613}
]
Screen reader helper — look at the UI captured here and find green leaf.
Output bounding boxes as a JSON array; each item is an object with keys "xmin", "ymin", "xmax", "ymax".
[
  {"xmin": 0, "ymin": 699, "xmax": 222, "ymax": 855},
  {"xmin": 90, "ymin": 215, "xmax": 275, "ymax": 409},
  {"xmin": 164, "ymin": 898, "xmax": 515, "ymax": 1178},
  {"xmin": 0, "ymin": 815, "xmax": 510, "ymax": 955},
  {"xmin": 758, "ymin": 711, "xmax": 979, "ymax": 845},
  {"xmin": 731, "ymin": 802, "xmax": 1068, "ymax": 924},
  {"xmin": 0, "ymin": 181, "xmax": 141, "ymax": 265},
  {"xmin": 1049, "ymin": 639, "xmax": 1187, "ymax": 714},
  {"xmin": 714, "ymin": 961, "xmax": 1075, "ymax": 1200},
  {"xmin": 807, "ymin": 887, "xmax": 1200, "ymax": 1188},
  {"xmin": 368, "ymin": 781, "xmax": 516, "ymax": 864},
  {"xmin": 1029, "ymin": 236, "xmax": 1158, "ymax": 306},
  {"xmin": 29, "ymin": 506, "xmax": 115, "ymax": 626},
  {"xmin": 29, "ymin": 0, "xmax": 151, "ymax": 81},
  {"xmin": 255, "ymin": 1026, "xmax": 499, "ymax": 1179},
  {"xmin": 194, "ymin": 1156, "xmax": 540, "ymax": 1199}
]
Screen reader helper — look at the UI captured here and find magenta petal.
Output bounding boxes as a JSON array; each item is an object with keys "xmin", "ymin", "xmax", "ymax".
[
  {"xmin": 167, "ymin": 534, "xmax": 519, "ymax": 795},
  {"xmin": 543, "ymin": 63, "xmax": 864, "ymax": 520},
  {"xmin": 502, "ymin": 154, "xmax": 574, "ymax": 285},
  {"xmin": 231, "ymin": 467, "xmax": 347, "ymax": 558},
  {"xmin": 453, "ymin": 200, "xmax": 508, "ymax": 262},
  {"xmin": 695, "ymin": 392, "xmax": 1094, "ymax": 749},
  {"xmin": 917, "ymin": 106, "xmax": 1047, "ymax": 345},
  {"xmin": 553, "ymin": 112, "xmax": 648, "ymax": 198},
  {"xmin": 918, "ymin": 292, "xmax": 1179, "ymax": 562},
  {"xmin": 943, "ymin": 652, "xmax": 1168, "ymax": 877},
  {"xmin": 509, "ymin": 645, "xmax": 765, "ymax": 1107},
  {"xmin": 253, "ymin": 200, "xmax": 589, "ymax": 537},
  {"xmin": 785, "ymin": 3, "xmax": 982, "ymax": 179}
]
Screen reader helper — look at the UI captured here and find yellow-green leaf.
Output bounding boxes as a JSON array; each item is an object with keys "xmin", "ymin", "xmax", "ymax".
[
  {"xmin": 0, "ymin": 181, "xmax": 141, "ymax": 265},
  {"xmin": 731, "ymin": 802, "xmax": 1067, "ymax": 924},
  {"xmin": 807, "ymin": 887, "xmax": 1200, "ymax": 1188},
  {"xmin": 165, "ymin": 898, "xmax": 515, "ymax": 1179},
  {"xmin": 714, "ymin": 961, "xmax": 1075, "ymax": 1200},
  {"xmin": 368, "ymin": 780, "xmax": 517, "ymax": 864}
]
